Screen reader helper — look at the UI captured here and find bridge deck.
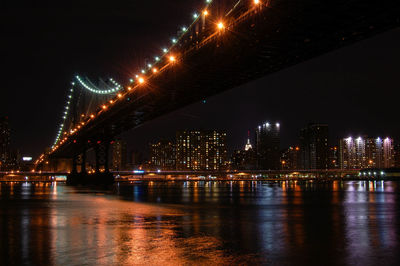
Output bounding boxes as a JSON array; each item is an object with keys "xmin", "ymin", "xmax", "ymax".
[{"xmin": 51, "ymin": 0, "xmax": 400, "ymax": 158}]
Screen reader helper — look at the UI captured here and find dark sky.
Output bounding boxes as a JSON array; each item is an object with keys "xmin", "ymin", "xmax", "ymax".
[{"xmin": 1, "ymin": 1, "xmax": 400, "ymax": 158}]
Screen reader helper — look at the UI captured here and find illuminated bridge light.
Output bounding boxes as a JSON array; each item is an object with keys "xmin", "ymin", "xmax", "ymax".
[
  {"xmin": 162, "ymin": 48, "xmax": 168, "ymax": 53},
  {"xmin": 155, "ymin": 56, "xmax": 160, "ymax": 61},
  {"xmin": 171, "ymin": 38, "xmax": 177, "ymax": 44},
  {"xmin": 102, "ymin": 105, "xmax": 107, "ymax": 110},
  {"xmin": 182, "ymin": 26, "xmax": 187, "ymax": 32},
  {"xmin": 141, "ymin": 69, "xmax": 146, "ymax": 74},
  {"xmin": 152, "ymin": 68, "xmax": 158, "ymax": 73},
  {"xmin": 193, "ymin": 13, "xmax": 199, "ymax": 19},
  {"xmin": 169, "ymin": 55, "xmax": 176, "ymax": 62},
  {"xmin": 254, "ymin": 0, "xmax": 260, "ymax": 4},
  {"xmin": 118, "ymin": 93, "xmax": 122, "ymax": 98},
  {"xmin": 138, "ymin": 77, "xmax": 145, "ymax": 84},
  {"xmin": 217, "ymin": 22, "xmax": 225, "ymax": 30},
  {"xmin": 203, "ymin": 10, "xmax": 209, "ymax": 16}
]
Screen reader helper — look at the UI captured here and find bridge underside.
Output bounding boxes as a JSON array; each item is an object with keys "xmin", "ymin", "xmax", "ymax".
[{"xmin": 51, "ymin": 0, "xmax": 400, "ymax": 158}]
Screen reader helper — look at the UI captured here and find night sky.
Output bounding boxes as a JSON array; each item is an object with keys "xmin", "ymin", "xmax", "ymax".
[{"xmin": 1, "ymin": 1, "xmax": 400, "ymax": 158}]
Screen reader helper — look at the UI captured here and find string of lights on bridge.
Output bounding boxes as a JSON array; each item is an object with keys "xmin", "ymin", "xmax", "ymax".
[
  {"xmin": 41, "ymin": 0, "xmax": 264, "ymax": 165},
  {"xmin": 51, "ymin": 76, "xmax": 122, "ymax": 148},
  {"xmin": 75, "ymin": 76, "xmax": 122, "ymax": 95}
]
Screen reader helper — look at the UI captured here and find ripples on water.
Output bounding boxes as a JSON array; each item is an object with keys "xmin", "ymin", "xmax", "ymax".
[{"xmin": 0, "ymin": 180, "xmax": 399, "ymax": 265}]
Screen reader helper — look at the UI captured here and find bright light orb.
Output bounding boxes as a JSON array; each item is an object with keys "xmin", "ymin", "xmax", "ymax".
[
  {"xmin": 254, "ymin": 0, "xmax": 260, "ymax": 4},
  {"xmin": 217, "ymin": 22, "xmax": 225, "ymax": 30},
  {"xmin": 138, "ymin": 77, "xmax": 145, "ymax": 84},
  {"xmin": 169, "ymin": 56, "xmax": 176, "ymax": 62}
]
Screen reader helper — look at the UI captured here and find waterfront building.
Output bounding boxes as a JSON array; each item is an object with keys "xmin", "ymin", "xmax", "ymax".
[
  {"xmin": 112, "ymin": 139, "xmax": 127, "ymax": 171},
  {"xmin": 299, "ymin": 124, "xmax": 329, "ymax": 169},
  {"xmin": 339, "ymin": 136, "xmax": 394, "ymax": 169},
  {"xmin": 0, "ymin": 116, "xmax": 11, "ymax": 170},
  {"xmin": 339, "ymin": 137, "xmax": 366, "ymax": 169},
  {"xmin": 280, "ymin": 146, "xmax": 300, "ymax": 170},
  {"xmin": 176, "ymin": 130, "xmax": 227, "ymax": 171},
  {"xmin": 255, "ymin": 122, "xmax": 280, "ymax": 170},
  {"xmin": 149, "ymin": 139, "xmax": 176, "ymax": 170},
  {"xmin": 383, "ymin": 137, "xmax": 395, "ymax": 168}
]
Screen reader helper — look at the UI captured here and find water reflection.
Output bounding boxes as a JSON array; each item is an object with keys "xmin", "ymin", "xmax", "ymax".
[{"xmin": 0, "ymin": 180, "xmax": 399, "ymax": 265}]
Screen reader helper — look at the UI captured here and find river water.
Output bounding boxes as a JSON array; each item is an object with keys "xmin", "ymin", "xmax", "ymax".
[{"xmin": 0, "ymin": 180, "xmax": 399, "ymax": 265}]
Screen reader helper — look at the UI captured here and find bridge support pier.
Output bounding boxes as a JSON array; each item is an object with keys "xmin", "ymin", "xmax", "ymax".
[
  {"xmin": 93, "ymin": 141, "xmax": 113, "ymax": 185},
  {"xmin": 67, "ymin": 140, "xmax": 113, "ymax": 186}
]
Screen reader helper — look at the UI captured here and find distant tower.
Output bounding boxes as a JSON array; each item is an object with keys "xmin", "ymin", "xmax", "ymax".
[
  {"xmin": 300, "ymin": 124, "xmax": 329, "ymax": 170},
  {"xmin": 255, "ymin": 122, "xmax": 280, "ymax": 170},
  {"xmin": 244, "ymin": 131, "xmax": 253, "ymax": 151}
]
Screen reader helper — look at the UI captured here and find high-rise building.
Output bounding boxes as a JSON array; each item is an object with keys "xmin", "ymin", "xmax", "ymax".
[
  {"xmin": 112, "ymin": 139, "xmax": 127, "ymax": 171},
  {"xmin": 0, "ymin": 116, "xmax": 11, "ymax": 170},
  {"xmin": 244, "ymin": 131, "xmax": 253, "ymax": 151},
  {"xmin": 383, "ymin": 137, "xmax": 395, "ymax": 168},
  {"xmin": 232, "ymin": 133, "xmax": 256, "ymax": 170},
  {"xmin": 149, "ymin": 139, "xmax": 176, "ymax": 170},
  {"xmin": 255, "ymin": 122, "xmax": 280, "ymax": 170},
  {"xmin": 176, "ymin": 130, "xmax": 227, "ymax": 171},
  {"xmin": 339, "ymin": 137, "xmax": 365, "ymax": 169},
  {"xmin": 299, "ymin": 124, "xmax": 329, "ymax": 169},
  {"xmin": 339, "ymin": 136, "xmax": 394, "ymax": 169},
  {"xmin": 280, "ymin": 146, "xmax": 300, "ymax": 170}
]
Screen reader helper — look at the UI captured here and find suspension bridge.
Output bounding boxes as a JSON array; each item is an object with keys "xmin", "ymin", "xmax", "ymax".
[{"xmin": 35, "ymin": 0, "xmax": 399, "ymax": 184}]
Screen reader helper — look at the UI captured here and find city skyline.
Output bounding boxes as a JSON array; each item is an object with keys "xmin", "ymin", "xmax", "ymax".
[
  {"xmin": 1, "ymin": 2, "xmax": 400, "ymax": 265},
  {"xmin": 1, "ymin": 1, "xmax": 400, "ymax": 158}
]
